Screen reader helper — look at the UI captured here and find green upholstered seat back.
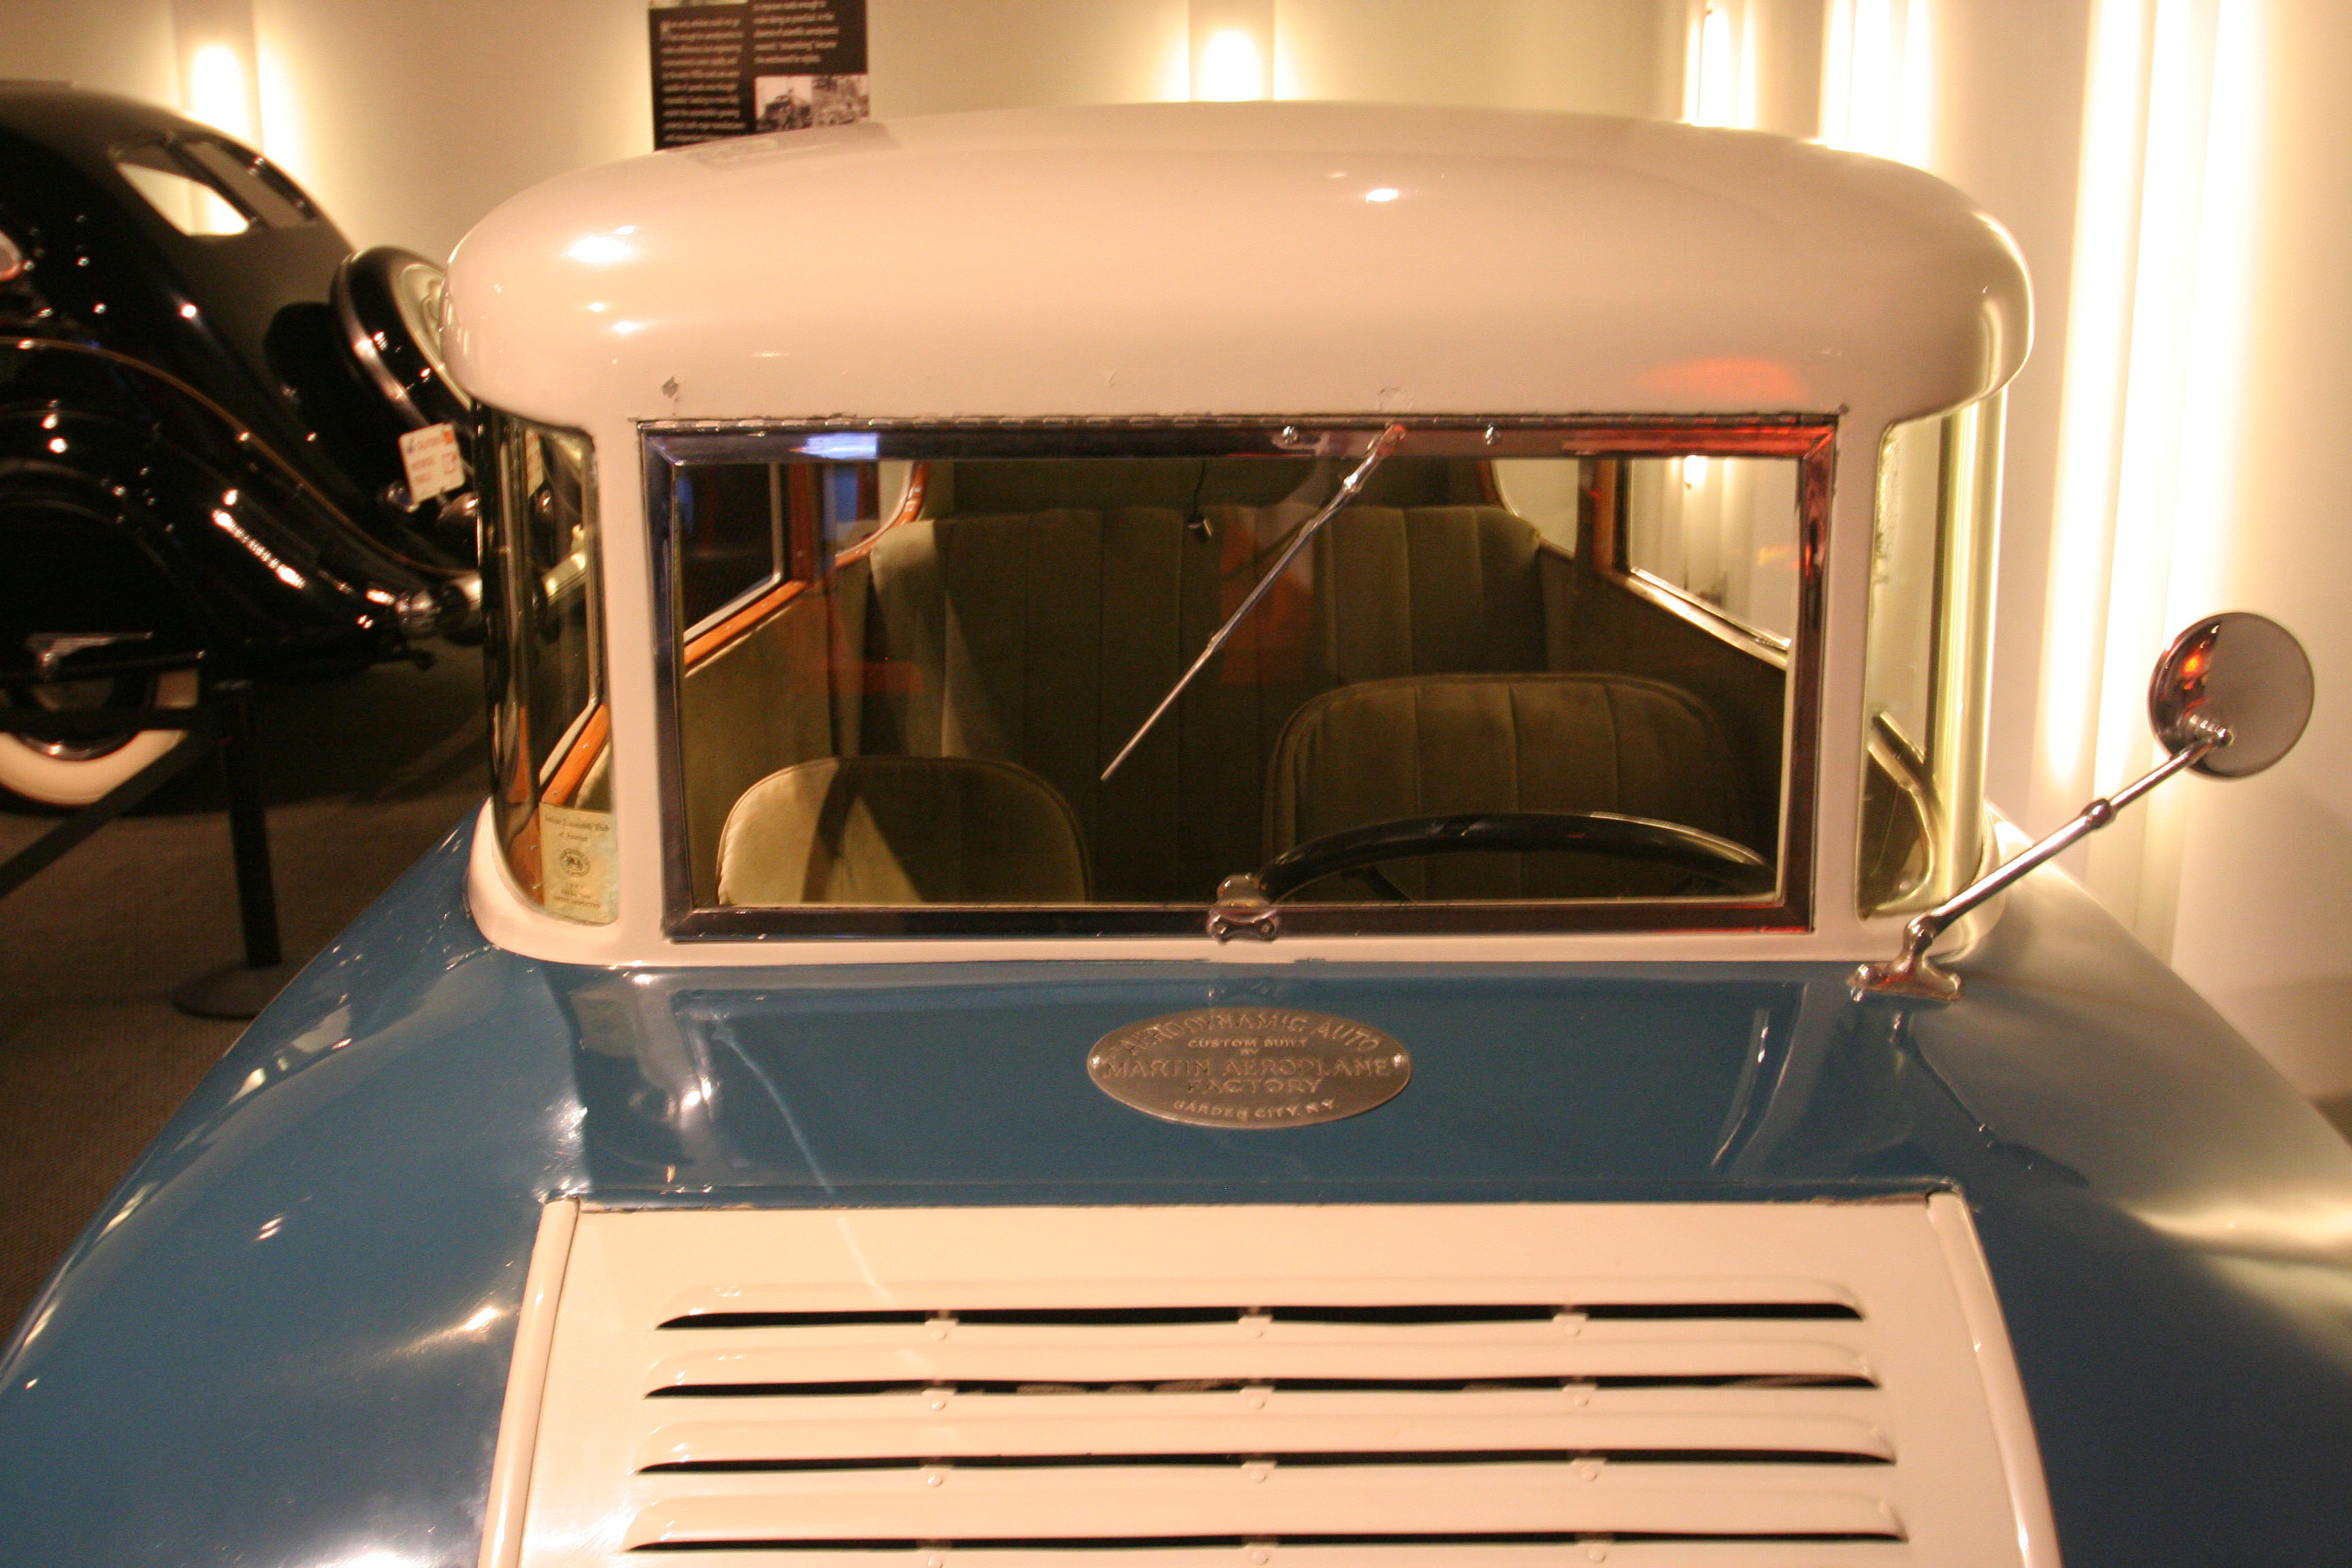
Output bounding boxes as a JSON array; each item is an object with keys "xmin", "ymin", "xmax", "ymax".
[
  {"xmin": 1265, "ymin": 672, "xmax": 1757, "ymax": 900},
  {"xmin": 860, "ymin": 502, "xmax": 1556, "ymax": 901},
  {"xmin": 676, "ymin": 562, "xmax": 870, "ymax": 904},
  {"xmin": 716, "ymin": 754, "xmax": 1088, "ymax": 905}
]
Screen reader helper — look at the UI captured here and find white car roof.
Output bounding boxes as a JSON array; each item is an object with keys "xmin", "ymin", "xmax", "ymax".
[{"xmin": 443, "ymin": 101, "xmax": 2029, "ymax": 431}]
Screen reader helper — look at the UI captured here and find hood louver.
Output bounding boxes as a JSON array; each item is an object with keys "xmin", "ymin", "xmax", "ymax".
[{"xmin": 484, "ymin": 1201, "xmax": 2054, "ymax": 1568}]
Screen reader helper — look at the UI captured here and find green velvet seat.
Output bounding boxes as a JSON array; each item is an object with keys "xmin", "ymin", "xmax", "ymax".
[
  {"xmin": 858, "ymin": 501, "xmax": 1556, "ymax": 901},
  {"xmin": 1265, "ymin": 672, "xmax": 1758, "ymax": 900},
  {"xmin": 716, "ymin": 754, "xmax": 1089, "ymax": 905}
]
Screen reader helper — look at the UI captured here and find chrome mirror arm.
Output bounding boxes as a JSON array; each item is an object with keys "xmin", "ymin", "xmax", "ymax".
[
  {"xmin": 1102, "ymin": 424, "xmax": 1406, "ymax": 783},
  {"xmin": 1850, "ymin": 715, "xmax": 2226, "ymax": 1003}
]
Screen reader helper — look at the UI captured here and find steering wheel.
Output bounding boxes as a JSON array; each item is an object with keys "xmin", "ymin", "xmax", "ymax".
[{"xmin": 1255, "ymin": 811, "xmax": 1774, "ymax": 902}]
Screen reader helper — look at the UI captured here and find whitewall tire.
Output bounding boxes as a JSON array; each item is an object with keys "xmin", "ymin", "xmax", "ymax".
[{"xmin": 0, "ymin": 666, "xmax": 201, "ymax": 807}]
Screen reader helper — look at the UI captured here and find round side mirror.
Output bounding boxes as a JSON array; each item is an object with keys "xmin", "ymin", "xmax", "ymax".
[{"xmin": 2148, "ymin": 610, "xmax": 2314, "ymax": 778}]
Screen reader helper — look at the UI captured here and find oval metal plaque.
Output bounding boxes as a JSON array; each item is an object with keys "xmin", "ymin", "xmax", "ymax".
[{"xmin": 1088, "ymin": 1007, "xmax": 1411, "ymax": 1129}]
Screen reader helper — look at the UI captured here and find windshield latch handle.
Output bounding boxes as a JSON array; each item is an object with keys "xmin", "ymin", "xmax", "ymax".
[{"xmin": 1207, "ymin": 873, "xmax": 1281, "ymax": 943}]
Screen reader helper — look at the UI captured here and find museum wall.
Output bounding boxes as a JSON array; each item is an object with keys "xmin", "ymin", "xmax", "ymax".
[{"xmin": 5, "ymin": 0, "xmax": 2347, "ymax": 1109}]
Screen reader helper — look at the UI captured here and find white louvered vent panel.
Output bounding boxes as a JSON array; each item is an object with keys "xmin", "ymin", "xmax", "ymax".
[{"xmin": 499, "ymin": 1202, "xmax": 2054, "ymax": 1568}]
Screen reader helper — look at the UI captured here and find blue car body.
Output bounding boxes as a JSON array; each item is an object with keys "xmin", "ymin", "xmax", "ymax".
[{"xmin": 6, "ymin": 823, "xmax": 2351, "ymax": 1564}]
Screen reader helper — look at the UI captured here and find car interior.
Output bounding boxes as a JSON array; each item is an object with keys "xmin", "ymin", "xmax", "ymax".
[{"xmin": 657, "ymin": 449, "xmax": 1838, "ymax": 913}]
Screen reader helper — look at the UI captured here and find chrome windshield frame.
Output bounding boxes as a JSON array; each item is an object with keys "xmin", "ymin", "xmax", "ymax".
[{"xmin": 642, "ymin": 415, "xmax": 1834, "ymax": 942}]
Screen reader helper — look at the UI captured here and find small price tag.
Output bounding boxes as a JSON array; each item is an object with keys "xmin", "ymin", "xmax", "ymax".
[{"xmin": 398, "ymin": 421, "xmax": 466, "ymax": 501}]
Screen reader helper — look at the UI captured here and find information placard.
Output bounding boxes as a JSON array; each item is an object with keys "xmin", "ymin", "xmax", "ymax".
[{"xmin": 649, "ymin": 1, "xmax": 869, "ymax": 150}]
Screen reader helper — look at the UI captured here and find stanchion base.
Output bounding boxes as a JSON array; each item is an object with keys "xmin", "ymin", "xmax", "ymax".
[{"xmin": 172, "ymin": 962, "xmax": 291, "ymax": 1021}]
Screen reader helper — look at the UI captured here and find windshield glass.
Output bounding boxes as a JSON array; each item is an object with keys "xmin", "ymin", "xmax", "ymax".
[{"xmin": 654, "ymin": 425, "xmax": 1822, "ymax": 937}]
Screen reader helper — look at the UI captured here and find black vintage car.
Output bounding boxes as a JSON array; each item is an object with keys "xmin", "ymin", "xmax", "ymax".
[{"xmin": 0, "ymin": 82, "xmax": 477, "ymax": 805}]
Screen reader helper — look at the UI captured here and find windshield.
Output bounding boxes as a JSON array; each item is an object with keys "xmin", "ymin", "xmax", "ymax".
[{"xmin": 652, "ymin": 423, "xmax": 1825, "ymax": 938}]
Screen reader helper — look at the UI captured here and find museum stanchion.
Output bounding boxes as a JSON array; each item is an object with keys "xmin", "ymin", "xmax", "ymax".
[{"xmin": 0, "ymin": 653, "xmax": 290, "ymax": 1020}]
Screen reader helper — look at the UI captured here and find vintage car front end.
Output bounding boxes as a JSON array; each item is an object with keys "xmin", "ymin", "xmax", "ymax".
[{"xmin": 4, "ymin": 103, "xmax": 2350, "ymax": 1567}]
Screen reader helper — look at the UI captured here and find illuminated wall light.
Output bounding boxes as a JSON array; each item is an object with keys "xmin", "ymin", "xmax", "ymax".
[
  {"xmin": 1898, "ymin": 0, "xmax": 1936, "ymax": 169},
  {"xmin": 1683, "ymin": 2, "xmax": 1774, "ymax": 133},
  {"xmin": 2162, "ymin": 0, "xmax": 2262, "ymax": 649},
  {"xmin": 1691, "ymin": 7, "xmax": 1738, "ymax": 127},
  {"xmin": 1188, "ymin": 0, "xmax": 1274, "ymax": 103},
  {"xmin": 172, "ymin": 1, "xmax": 268, "ymax": 229},
  {"xmin": 2035, "ymin": 0, "xmax": 2265, "ymax": 949},
  {"xmin": 186, "ymin": 43, "xmax": 255, "ymax": 140},
  {"xmin": 2038, "ymin": 0, "xmax": 2152, "ymax": 808},
  {"xmin": 1195, "ymin": 28, "xmax": 1267, "ymax": 101},
  {"xmin": 1821, "ymin": 0, "xmax": 1855, "ymax": 145},
  {"xmin": 1682, "ymin": 455, "xmax": 1712, "ymax": 489},
  {"xmin": 254, "ymin": 40, "xmax": 308, "ymax": 185},
  {"xmin": 1819, "ymin": 0, "xmax": 1934, "ymax": 168}
]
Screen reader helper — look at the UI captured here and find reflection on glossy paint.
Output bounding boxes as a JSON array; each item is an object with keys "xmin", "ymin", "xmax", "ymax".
[
  {"xmin": 211, "ymin": 506, "xmax": 306, "ymax": 589},
  {"xmin": 2138, "ymin": 1192, "xmax": 2352, "ymax": 1263},
  {"xmin": 565, "ymin": 233, "xmax": 636, "ymax": 267},
  {"xmin": 2201, "ymin": 1253, "xmax": 2352, "ymax": 1373}
]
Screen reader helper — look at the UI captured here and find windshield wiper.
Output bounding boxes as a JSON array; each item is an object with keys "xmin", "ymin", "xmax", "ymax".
[{"xmin": 1101, "ymin": 424, "xmax": 1405, "ymax": 783}]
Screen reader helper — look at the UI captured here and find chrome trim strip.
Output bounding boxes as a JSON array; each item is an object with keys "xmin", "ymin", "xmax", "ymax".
[
  {"xmin": 646, "ymin": 416, "xmax": 1834, "ymax": 941},
  {"xmin": 644, "ymin": 442, "xmax": 700, "ymax": 930},
  {"xmin": 1620, "ymin": 567, "xmax": 1793, "ymax": 668}
]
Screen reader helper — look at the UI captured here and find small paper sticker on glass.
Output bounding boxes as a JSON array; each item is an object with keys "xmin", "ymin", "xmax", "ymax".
[{"xmin": 538, "ymin": 803, "xmax": 619, "ymax": 923}]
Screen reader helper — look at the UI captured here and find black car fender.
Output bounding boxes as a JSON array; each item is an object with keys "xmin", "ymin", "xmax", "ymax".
[{"xmin": 0, "ymin": 406, "xmax": 419, "ymax": 664}]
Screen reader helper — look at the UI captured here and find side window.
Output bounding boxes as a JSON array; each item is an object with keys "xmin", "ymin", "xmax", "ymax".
[
  {"xmin": 676, "ymin": 464, "xmax": 783, "ymax": 633},
  {"xmin": 1614, "ymin": 455, "xmax": 1801, "ymax": 649},
  {"xmin": 482, "ymin": 412, "xmax": 612, "ymax": 923},
  {"xmin": 112, "ymin": 137, "xmax": 316, "ymax": 238},
  {"xmin": 173, "ymin": 136, "xmax": 316, "ymax": 226},
  {"xmin": 674, "ymin": 459, "xmax": 881, "ymax": 636},
  {"xmin": 1859, "ymin": 393, "xmax": 2004, "ymax": 915}
]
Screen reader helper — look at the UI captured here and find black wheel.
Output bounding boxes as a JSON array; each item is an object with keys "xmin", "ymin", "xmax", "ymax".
[
  {"xmin": 0, "ymin": 470, "xmax": 201, "ymax": 807},
  {"xmin": 1256, "ymin": 811, "xmax": 1775, "ymax": 902}
]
